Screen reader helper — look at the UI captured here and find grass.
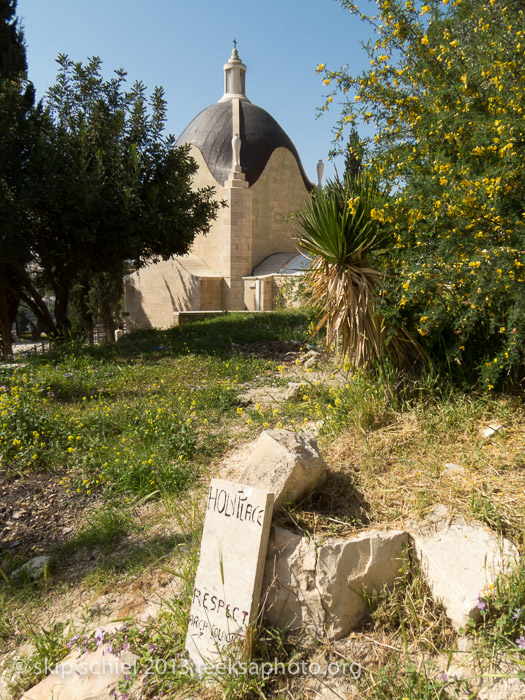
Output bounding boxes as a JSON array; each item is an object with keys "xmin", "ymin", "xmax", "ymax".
[
  {"xmin": 364, "ymin": 547, "xmax": 456, "ymax": 654},
  {"xmin": 0, "ymin": 309, "xmax": 524, "ymax": 699}
]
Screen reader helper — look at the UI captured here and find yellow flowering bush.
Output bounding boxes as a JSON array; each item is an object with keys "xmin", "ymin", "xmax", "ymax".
[
  {"xmin": 0, "ymin": 369, "xmax": 57, "ymax": 467},
  {"xmin": 319, "ymin": 0, "xmax": 524, "ymax": 387}
]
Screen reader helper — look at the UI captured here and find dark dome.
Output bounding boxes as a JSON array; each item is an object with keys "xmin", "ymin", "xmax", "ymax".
[{"xmin": 175, "ymin": 100, "xmax": 313, "ymax": 190}]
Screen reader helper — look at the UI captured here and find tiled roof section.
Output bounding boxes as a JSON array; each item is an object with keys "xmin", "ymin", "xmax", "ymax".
[{"xmin": 175, "ymin": 101, "xmax": 313, "ymax": 190}]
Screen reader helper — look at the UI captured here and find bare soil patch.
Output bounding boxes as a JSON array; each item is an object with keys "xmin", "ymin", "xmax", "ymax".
[{"xmin": 0, "ymin": 473, "xmax": 98, "ymax": 562}]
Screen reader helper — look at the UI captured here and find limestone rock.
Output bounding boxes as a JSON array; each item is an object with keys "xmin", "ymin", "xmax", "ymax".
[
  {"xmin": 317, "ymin": 529, "xmax": 408, "ymax": 639},
  {"xmin": 303, "ymin": 356, "xmax": 319, "ymax": 370},
  {"xmin": 20, "ymin": 645, "xmax": 138, "ymax": 700},
  {"xmin": 302, "ymin": 350, "xmax": 322, "ymax": 362},
  {"xmin": 263, "ymin": 526, "xmax": 408, "ymax": 640},
  {"xmin": 284, "ymin": 382, "xmax": 304, "ymax": 401},
  {"xmin": 411, "ymin": 512, "xmax": 519, "ymax": 630},
  {"xmin": 443, "ymin": 462, "xmax": 467, "ymax": 477},
  {"xmin": 239, "ymin": 430, "xmax": 326, "ymax": 509},
  {"xmin": 480, "ymin": 422, "xmax": 503, "ymax": 439},
  {"xmin": 478, "ymin": 677, "xmax": 525, "ymax": 700},
  {"xmin": 12, "ymin": 555, "xmax": 51, "ymax": 580},
  {"xmin": 262, "ymin": 527, "xmax": 324, "ymax": 637}
]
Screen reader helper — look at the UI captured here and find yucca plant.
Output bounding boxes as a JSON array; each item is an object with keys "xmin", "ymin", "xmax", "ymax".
[{"xmin": 296, "ymin": 172, "xmax": 425, "ymax": 368}]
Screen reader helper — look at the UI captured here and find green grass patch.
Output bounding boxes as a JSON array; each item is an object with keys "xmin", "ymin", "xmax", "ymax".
[{"xmin": 1, "ymin": 312, "xmax": 313, "ymax": 499}]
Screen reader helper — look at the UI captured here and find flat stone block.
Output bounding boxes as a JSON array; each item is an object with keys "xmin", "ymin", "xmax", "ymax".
[{"xmin": 185, "ymin": 479, "xmax": 274, "ymax": 675}]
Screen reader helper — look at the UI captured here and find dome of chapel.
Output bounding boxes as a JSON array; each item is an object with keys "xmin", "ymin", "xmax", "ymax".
[{"xmin": 175, "ymin": 47, "xmax": 312, "ymax": 190}]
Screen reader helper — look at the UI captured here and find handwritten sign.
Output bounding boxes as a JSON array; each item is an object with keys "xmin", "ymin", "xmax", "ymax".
[{"xmin": 185, "ymin": 479, "xmax": 274, "ymax": 675}]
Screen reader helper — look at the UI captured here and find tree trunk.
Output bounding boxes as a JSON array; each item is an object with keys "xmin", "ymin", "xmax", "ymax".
[
  {"xmin": 74, "ymin": 281, "xmax": 95, "ymax": 345},
  {"xmin": 0, "ymin": 291, "xmax": 13, "ymax": 358},
  {"xmin": 53, "ymin": 284, "xmax": 71, "ymax": 337},
  {"xmin": 12, "ymin": 263, "xmax": 58, "ymax": 336},
  {"xmin": 18, "ymin": 289, "xmax": 56, "ymax": 337},
  {"xmin": 0, "ymin": 266, "xmax": 18, "ymax": 358},
  {"xmin": 101, "ymin": 295, "xmax": 115, "ymax": 343}
]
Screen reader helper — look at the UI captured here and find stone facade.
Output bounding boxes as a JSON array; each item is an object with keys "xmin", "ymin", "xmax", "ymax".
[
  {"xmin": 125, "ymin": 255, "xmax": 223, "ymax": 332},
  {"xmin": 124, "ymin": 48, "xmax": 313, "ymax": 330}
]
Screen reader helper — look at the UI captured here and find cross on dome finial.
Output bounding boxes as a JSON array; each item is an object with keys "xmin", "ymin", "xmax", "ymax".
[{"xmin": 219, "ymin": 44, "xmax": 249, "ymax": 103}]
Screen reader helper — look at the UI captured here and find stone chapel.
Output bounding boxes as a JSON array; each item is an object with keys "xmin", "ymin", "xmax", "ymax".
[{"xmin": 124, "ymin": 47, "xmax": 315, "ymax": 330}]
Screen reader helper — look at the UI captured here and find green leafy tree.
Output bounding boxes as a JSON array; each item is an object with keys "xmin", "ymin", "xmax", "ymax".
[
  {"xmin": 70, "ymin": 266, "xmax": 125, "ymax": 343},
  {"xmin": 19, "ymin": 55, "xmax": 221, "ymax": 337},
  {"xmin": 318, "ymin": 0, "xmax": 525, "ymax": 388},
  {"xmin": 0, "ymin": 0, "xmax": 35, "ymax": 357}
]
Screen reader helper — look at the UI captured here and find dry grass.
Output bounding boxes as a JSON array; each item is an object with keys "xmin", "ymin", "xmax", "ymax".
[
  {"xmin": 2, "ymin": 315, "xmax": 524, "ymax": 700},
  {"xmin": 279, "ymin": 394, "xmax": 525, "ymax": 544}
]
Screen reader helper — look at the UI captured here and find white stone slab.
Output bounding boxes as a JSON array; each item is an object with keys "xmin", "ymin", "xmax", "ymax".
[
  {"xmin": 413, "ymin": 519, "xmax": 519, "ymax": 629},
  {"xmin": 185, "ymin": 479, "xmax": 274, "ymax": 675}
]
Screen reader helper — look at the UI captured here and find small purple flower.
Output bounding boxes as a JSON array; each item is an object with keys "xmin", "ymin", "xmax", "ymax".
[
  {"xmin": 121, "ymin": 642, "xmax": 130, "ymax": 652},
  {"xmin": 516, "ymin": 636, "xmax": 525, "ymax": 649},
  {"xmin": 66, "ymin": 633, "xmax": 80, "ymax": 649},
  {"xmin": 94, "ymin": 628, "xmax": 105, "ymax": 646},
  {"xmin": 103, "ymin": 642, "xmax": 113, "ymax": 656},
  {"xmin": 476, "ymin": 593, "xmax": 486, "ymax": 611},
  {"xmin": 512, "ymin": 608, "xmax": 522, "ymax": 620},
  {"xmin": 147, "ymin": 642, "xmax": 155, "ymax": 654}
]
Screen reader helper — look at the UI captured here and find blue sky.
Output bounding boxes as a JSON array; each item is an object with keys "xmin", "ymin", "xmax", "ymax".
[{"xmin": 17, "ymin": 0, "xmax": 374, "ymax": 182}]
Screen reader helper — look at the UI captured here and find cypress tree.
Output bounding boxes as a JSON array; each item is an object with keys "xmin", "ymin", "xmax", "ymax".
[
  {"xmin": 343, "ymin": 127, "xmax": 363, "ymax": 184},
  {"xmin": 0, "ymin": 0, "xmax": 35, "ymax": 357},
  {"xmin": 0, "ymin": 0, "xmax": 28, "ymax": 79}
]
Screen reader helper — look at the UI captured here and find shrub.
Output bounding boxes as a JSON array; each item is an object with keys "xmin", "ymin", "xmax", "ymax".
[{"xmin": 318, "ymin": 0, "xmax": 525, "ymax": 388}]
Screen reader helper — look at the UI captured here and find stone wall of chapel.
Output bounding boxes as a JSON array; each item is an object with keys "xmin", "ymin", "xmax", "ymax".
[
  {"xmin": 185, "ymin": 146, "xmax": 231, "ymax": 277},
  {"xmin": 250, "ymin": 148, "xmax": 310, "ymax": 270},
  {"xmin": 200, "ymin": 277, "xmax": 224, "ymax": 310},
  {"xmin": 124, "ymin": 259, "xmax": 202, "ymax": 330}
]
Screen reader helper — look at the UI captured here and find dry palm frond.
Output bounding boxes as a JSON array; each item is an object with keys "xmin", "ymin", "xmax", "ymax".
[{"xmin": 296, "ymin": 173, "xmax": 426, "ymax": 368}]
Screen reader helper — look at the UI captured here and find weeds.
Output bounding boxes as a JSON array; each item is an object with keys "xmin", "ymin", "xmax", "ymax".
[
  {"xmin": 63, "ymin": 502, "xmax": 136, "ymax": 551},
  {"xmin": 1, "ymin": 310, "xmax": 523, "ymax": 700},
  {"xmin": 357, "ymin": 658, "xmax": 466, "ymax": 699},
  {"xmin": 466, "ymin": 556, "xmax": 525, "ymax": 654},
  {"xmin": 8, "ymin": 621, "xmax": 71, "ymax": 697},
  {"xmin": 364, "ymin": 547, "xmax": 455, "ymax": 653}
]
